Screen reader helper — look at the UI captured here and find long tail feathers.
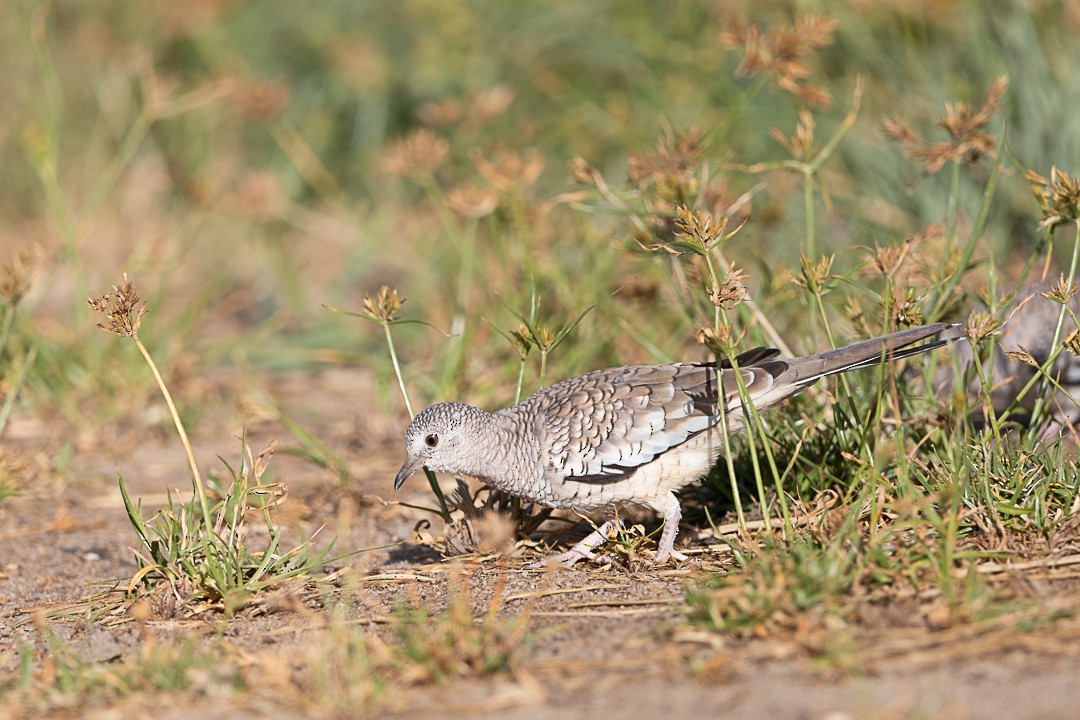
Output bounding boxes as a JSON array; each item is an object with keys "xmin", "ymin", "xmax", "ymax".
[{"xmin": 792, "ymin": 323, "xmax": 964, "ymax": 387}]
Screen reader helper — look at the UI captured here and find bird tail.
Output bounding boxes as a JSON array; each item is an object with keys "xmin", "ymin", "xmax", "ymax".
[{"xmin": 792, "ymin": 322, "xmax": 964, "ymax": 387}]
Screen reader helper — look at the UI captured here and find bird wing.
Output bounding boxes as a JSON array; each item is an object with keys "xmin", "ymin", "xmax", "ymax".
[
  {"xmin": 520, "ymin": 322, "xmax": 958, "ymax": 486},
  {"xmin": 527, "ymin": 350, "xmax": 790, "ymax": 484}
]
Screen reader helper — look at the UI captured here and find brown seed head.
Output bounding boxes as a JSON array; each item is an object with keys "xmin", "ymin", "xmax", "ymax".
[
  {"xmin": 1005, "ymin": 346, "xmax": 1038, "ymax": 368},
  {"xmin": 793, "ymin": 253, "xmax": 835, "ymax": 292},
  {"xmin": 533, "ymin": 325, "xmax": 556, "ymax": 350},
  {"xmin": 509, "ymin": 324, "xmax": 533, "ymax": 357},
  {"xmin": 891, "ymin": 287, "xmax": 925, "ymax": 328},
  {"xmin": 695, "ymin": 323, "xmax": 738, "ymax": 356},
  {"xmin": 1065, "ymin": 329, "xmax": 1080, "ymax": 356},
  {"xmin": 710, "ymin": 263, "xmax": 750, "ymax": 309},
  {"xmin": 1027, "ymin": 167, "xmax": 1080, "ymax": 232},
  {"xmin": 771, "ymin": 109, "xmax": 816, "ymax": 162},
  {"xmin": 87, "ymin": 273, "xmax": 148, "ymax": 338},
  {"xmin": 843, "ymin": 296, "xmax": 870, "ymax": 336},
  {"xmin": 964, "ymin": 311, "xmax": 1001, "ymax": 345},
  {"xmin": 627, "ymin": 128, "xmax": 705, "ymax": 198},
  {"xmin": 886, "ymin": 75, "xmax": 1008, "ymax": 175},
  {"xmin": 1041, "ymin": 273, "xmax": 1079, "ymax": 304},
  {"xmin": 381, "ymin": 129, "xmax": 450, "ymax": 178},
  {"xmin": 674, "ymin": 206, "xmax": 730, "ymax": 252},
  {"xmin": 473, "ymin": 148, "xmax": 545, "ymax": 193},
  {"xmin": 862, "ymin": 239, "xmax": 913, "ymax": 279},
  {"xmin": 361, "ymin": 286, "xmax": 404, "ymax": 323},
  {"xmin": 0, "ymin": 245, "xmax": 40, "ymax": 306},
  {"xmin": 569, "ymin": 156, "xmax": 595, "ymax": 185},
  {"xmin": 445, "ymin": 185, "xmax": 499, "ymax": 218},
  {"xmin": 722, "ymin": 15, "xmax": 836, "ymax": 108}
]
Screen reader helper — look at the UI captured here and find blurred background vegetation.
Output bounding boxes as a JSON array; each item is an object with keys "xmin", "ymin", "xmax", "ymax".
[{"xmin": 2, "ymin": 0, "xmax": 1079, "ymax": 443}]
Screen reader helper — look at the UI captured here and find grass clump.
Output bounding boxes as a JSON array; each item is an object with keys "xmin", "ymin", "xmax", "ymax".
[
  {"xmin": 301, "ymin": 572, "xmax": 532, "ymax": 716},
  {"xmin": 4, "ymin": 621, "xmax": 245, "ymax": 714},
  {"xmin": 88, "ymin": 275, "xmax": 341, "ymax": 615}
]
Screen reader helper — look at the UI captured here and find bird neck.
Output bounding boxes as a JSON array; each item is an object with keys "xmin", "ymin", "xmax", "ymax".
[{"xmin": 448, "ymin": 404, "xmax": 530, "ymax": 485}]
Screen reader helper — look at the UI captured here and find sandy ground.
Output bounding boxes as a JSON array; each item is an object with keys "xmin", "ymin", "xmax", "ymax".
[{"xmin": 3, "ymin": 367, "xmax": 1080, "ymax": 719}]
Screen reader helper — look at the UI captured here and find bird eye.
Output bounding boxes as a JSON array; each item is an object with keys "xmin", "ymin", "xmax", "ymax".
[{"xmin": 424, "ymin": 433, "xmax": 439, "ymax": 448}]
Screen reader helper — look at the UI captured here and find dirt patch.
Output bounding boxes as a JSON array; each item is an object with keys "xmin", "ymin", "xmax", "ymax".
[{"xmin": 3, "ymin": 368, "xmax": 1080, "ymax": 719}]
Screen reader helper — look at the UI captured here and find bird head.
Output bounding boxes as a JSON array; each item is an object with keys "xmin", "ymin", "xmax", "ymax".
[{"xmin": 394, "ymin": 402, "xmax": 476, "ymax": 490}]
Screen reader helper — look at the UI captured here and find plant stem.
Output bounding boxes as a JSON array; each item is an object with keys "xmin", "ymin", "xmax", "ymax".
[
  {"xmin": 382, "ymin": 320, "xmax": 450, "ymax": 521},
  {"xmin": 1026, "ymin": 220, "xmax": 1080, "ymax": 434},
  {"xmin": 803, "ymin": 168, "xmax": 815, "ymax": 260},
  {"xmin": 383, "ymin": 321, "xmax": 414, "ymax": 418},
  {"xmin": 132, "ymin": 335, "xmax": 213, "ymax": 529}
]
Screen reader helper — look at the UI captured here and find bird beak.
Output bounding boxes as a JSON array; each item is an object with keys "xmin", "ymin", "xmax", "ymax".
[{"xmin": 394, "ymin": 457, "xmax": 423, "ymax": 491}]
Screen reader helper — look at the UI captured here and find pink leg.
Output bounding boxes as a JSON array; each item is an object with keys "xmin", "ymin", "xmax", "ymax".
[
  {"xmin": 652, "ymin": 493, "xmax": 689, "ymax": 564},
  {"xmin": 528, "ymin": 520, "xmax": 620, "ymax": 568}
]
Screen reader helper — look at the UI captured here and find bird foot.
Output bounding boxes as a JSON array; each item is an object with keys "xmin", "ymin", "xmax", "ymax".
[
  {"xmin": 652, "ymin": 548, "xmax": 689, "ymax": 565},
  {"xmin": 525, "ymin": 521, "xmax": 618, "ymax": 569}
]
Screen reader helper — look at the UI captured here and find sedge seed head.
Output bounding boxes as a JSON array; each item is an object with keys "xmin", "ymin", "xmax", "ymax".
[
  {"xmin": 710, "ymin": 263, "xmax": 750, "ymax": 309},
  {"xmin": 1065, "ymin": 329, "xmax": 1080, "ymax": 356},
  {"xmin": 1041, "ymin": 273, "xmax": 1079, "ymax": 304},
  {"xmin": 87, "ymin": 273, "xmax": 148, "ymax": 338},
  {"xmin": 696, "ymin": 323, "xmax": 737, "ymax": 356},
  {"xmin": 964, "ymin": 311, "xmax": 1001, "ymax": 345},
  {"xmin": 721, "ymin": 15, "xmax": 837, "ymax": 108},
  {"xmin": 473, "ymin": 148, "xmax": 545, "ymax": 192},
  {"xmin": 361, "ymin": 286, "xmax": 404, "ymax": 323},
  {"xmin": 1027, "ymin": 167, "xmax": 1080, "ymax": 232},
  {"xmin": 381, "ymin": 129, "xmax": 450, "ymax": 178},
  {"xmin": 628, "ymin": 128, "xmax": 705, "ymax": 200},
  {"xmin": 885, "ymin": 75, "xmax": 1008, "ymax": 175},
  {"xmin": 0, "ymin": 245, "xmax": 40, "ymax": 306},
  {"xmin": 1005, "ymin": 346, "xmax": 1038, "ymax": 368},
  {"xmin": 445, "ymin": 185, "xmax": 499, "ymax": 218}
]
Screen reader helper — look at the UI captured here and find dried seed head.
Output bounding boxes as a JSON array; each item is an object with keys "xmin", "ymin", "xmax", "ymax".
[
  {"xmin": 1041, "ymin": 273, "xmax": 1079, "ymax": 304},
  {"xmin": 509, "ymin": 324, "xmax": 533, "ymax": 357},
  {"xmin": 843, "ymin": 296, "xmax": 870, "ymax": 336},
  {"xmin": 722, "ymin": 15, "xmax": 837, "ymax": 108},
  {"xmin": 1005, "ymin": 346, "xmax": 1038, "ymax": 367},
  {"xmin": 710, "ymin": 264, "xmax": 750, "ymax": 309},
  {"xmin": 793, "ymin": 253, "xmax": 835, "ymax": 292},
  {"xmin": 628, "ymin": 128, "xmax": 705, "ymax": 199},
  {"xmin": 533, "ymin": 325, "xmax": 556, "ymax": 350},
  {"xmin": 87, "ymin": 273, "xmax": 148, "ymax": 338},
  {"xmin": 473, "ymin": 148, "xmax": 545, "ymax": 192},
  {"xmin": 964, "ymin": 311, "xmax": 1001, "ymax": 345},
  {"xmin": 0, "ymin": 245, "xmax": 40, "ymax": 306},
  {"xmin": 696, "ymin": 323, "xmax": 737, "ymax": 356},
  {"xmin": 381, "ymin": 129, "xmax": 450, "ymax": 178},
  {"xmin": 361, "ymin": 286, "xmax": 404, "ymax": 323},
  {"xmin": 771, "ymin": 109, "xmax": 816, "ymax": 162},
  {"xmin": 674, "ymin": 206, "xmax": 730, "ymax": 253},
  {"xmin": 882, "ymin": 116, "xmax": 919, "ymax": 146},
  {"xmin": 445, "ymin": 185, "xmax": 499, "ymax": 218},
  {"xmin": 892, "ymin": 287, "xmax": 924, "ymax": 328},
  {"xmin": 569, "ymin": 156, "xmax": 594, "ymax": 185},
  {"xmin": 1027, "ymin": 167, "xmax": 1080, "ymax": 232},
  {"xmin": 1065, "ymin": 329, "xmax": 1080, "ymax": 356},
  {"xmin": 886, "ymin": 75, "xmax": 1008, "ymax": 175}
]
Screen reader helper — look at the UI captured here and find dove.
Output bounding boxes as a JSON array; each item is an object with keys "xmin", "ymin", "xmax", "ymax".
[{"xmin": 395, "ymin": 323, "xmax": 960, "ymax": 565}]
